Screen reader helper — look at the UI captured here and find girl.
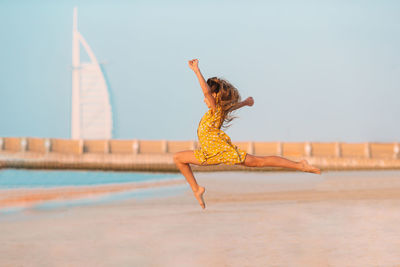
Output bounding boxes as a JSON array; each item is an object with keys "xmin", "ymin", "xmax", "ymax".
[{"xmin": 173, "ymin": 59, "xmax": 321, "ymax": 209}]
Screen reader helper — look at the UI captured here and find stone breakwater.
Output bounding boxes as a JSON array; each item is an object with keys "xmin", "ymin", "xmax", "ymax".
[{"xmin": 0, "ymin": 137, "xmax": 399, "ymax": 171}]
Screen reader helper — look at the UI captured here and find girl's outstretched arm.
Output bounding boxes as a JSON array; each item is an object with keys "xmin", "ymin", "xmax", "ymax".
[
  {"xmin": 188, "ymin": 59, "xmax": 217, "ymax": 110},
  {"xmin": 231, "ymin": 97, "xmax": 254, "ymax": 111}
]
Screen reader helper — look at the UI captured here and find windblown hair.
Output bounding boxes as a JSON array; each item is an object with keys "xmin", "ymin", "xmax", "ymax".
[{"xmin": 206, "ymin": 77, "xmax": 241, "ymax": 129}]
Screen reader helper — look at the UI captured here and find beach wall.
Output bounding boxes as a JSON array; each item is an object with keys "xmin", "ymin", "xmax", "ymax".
[{"xmin": 0, "ymin": 137, "xmax": 399, "ymax": 171}]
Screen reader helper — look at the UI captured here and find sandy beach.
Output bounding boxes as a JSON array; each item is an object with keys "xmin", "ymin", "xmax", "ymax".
[{"xmin": 1, "ymin": 170, "xmax": 400, "ymax": 267}]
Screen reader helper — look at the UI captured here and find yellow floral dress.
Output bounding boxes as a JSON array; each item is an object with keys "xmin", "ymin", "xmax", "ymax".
[{"xmin": 194, "ymin": 104, "xmax": 247, "ymax": 165}]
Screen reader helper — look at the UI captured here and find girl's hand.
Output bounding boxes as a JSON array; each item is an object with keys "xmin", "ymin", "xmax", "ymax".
[
  {"xmin": 188, "ymin": 59, "xmax": 199, "ymax": 71},
  {"xmin": 245, "ymin": 97, "xmax": 254, "ymax": 106}
]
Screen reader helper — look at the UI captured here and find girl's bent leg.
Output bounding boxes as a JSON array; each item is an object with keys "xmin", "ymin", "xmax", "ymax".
[
  {"xmin": 173, "ymin": 150, "xmax": 207, "ymax": 209},
  {"xmin": 240, "ymin": 154, "xmax": 321, "ymax": 174}
]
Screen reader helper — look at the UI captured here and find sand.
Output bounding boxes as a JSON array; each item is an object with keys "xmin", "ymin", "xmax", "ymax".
[{"xmin": 1, "ymin": 171, "xmax": 400, "ymax": 267}]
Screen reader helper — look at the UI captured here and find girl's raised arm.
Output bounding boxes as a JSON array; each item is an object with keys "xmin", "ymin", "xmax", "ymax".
[
  {"xmin": 231, "ymin": 97, "xmax": 254, "ymax": 111},
  {"xmin": 188, "ymin": 59, "xmax": 216, "ymax": 110}
]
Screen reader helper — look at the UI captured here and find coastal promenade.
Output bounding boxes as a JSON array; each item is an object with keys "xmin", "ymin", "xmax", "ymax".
[{"xmin": 0, "ymin": 137, "xmax": 399, "ymax": 171}]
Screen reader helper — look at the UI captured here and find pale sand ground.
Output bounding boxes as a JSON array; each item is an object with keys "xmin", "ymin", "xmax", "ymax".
[{"xmin": 1, "ymin": 171, "xmax": 400, "ymax": 267}]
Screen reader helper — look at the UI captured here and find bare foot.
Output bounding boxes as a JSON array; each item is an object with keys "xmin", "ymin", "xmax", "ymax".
[
  {"xmin": 300, "ymin": 160, "xmax": 321, "ymax": 174},
  {"xmin": 194, "ymin": 186, "xmax": 206, "ymax": 209}
]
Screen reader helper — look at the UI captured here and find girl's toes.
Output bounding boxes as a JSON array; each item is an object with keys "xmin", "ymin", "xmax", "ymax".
[
  {"xmin": 194, "ymin": 186, "xmax": 206, "ymax": 209},
  {"xmin": 301, "ymin": 160, "xmax": 321, "ymax": 174}
]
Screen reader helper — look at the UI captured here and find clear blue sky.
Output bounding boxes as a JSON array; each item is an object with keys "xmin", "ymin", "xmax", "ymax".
[{"xmin": 1, "ymin": 0, "xmax": 399, "ymax": 142}]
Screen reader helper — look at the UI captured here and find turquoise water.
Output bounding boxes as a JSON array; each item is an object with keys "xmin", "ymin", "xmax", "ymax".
[
  {"xmin": 0, "ymin": 169, "xmax": 187, "ymax": 215},
  {"xmin": 0, "ymin": 184, "xmax": 188, "ymax": 216},
  {"xmin": 0, "ymin": 169, "xmax": 181, "ymax": 189}
]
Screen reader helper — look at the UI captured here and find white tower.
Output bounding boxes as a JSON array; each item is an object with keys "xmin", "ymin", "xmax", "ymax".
[{"xmin": 71, "ymin": 7, "xmax": 113, "ymax": 140}]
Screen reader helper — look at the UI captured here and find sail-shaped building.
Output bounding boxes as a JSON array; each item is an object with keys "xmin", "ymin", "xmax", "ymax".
[{"xmin": 71, "ymin": 7, "xmax": 113, "ymax": 140}]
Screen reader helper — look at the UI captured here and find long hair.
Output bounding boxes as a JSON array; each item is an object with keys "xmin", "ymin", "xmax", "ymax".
[{"xmin": 206, "ymin": 77, "xmax": 241, "ymax": 129}]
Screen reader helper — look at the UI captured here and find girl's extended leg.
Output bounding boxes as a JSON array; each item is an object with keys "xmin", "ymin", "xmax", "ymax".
[
  {"xmin": 240, "ymin": 154, "xmax": 321, "ymax": 174},
  {"xmin": 173, "ymin": 150, "xmax": 207, "ymax": 209}
]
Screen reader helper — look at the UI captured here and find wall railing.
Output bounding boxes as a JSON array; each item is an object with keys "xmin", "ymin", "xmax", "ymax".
[
  {"xmin": 1, "ymin": 137, "xmax": 400, "ymax": 171},
  {"xmin": 0, "ymin": 137, "xmax": 399, "ymax": 159}
]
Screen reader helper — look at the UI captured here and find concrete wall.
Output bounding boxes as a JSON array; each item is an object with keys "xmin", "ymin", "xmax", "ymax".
[
  {"xmin": 84, "ymin": 140, "xmax": 109, "ymax": 153},
  {"xmin": 234, "ymin": 142, "xmax": 252, "ymax": 153},
  {"xmin": 109, "ymin": 140, "xmax": 134, "ymax": 154},
  {"xmin": 27, "ymin": 138, "xmax": 47, "ymax": 153},
  {"xmin": 282, "ymin": 142, "xmax": 306, "ymax": 157},
  {"xmin": 0, "ymin": 137, "xmax": 399, "ymax": 159},
  {"xmin": 3, "ymin": 137, "xmax": 21, "ymax": 152},
  {"xmin": 254, "ymin": 142, "xmax": 281, "ymax": 156},
  {"xmin": 51, "ymin": 139, "xmax": 83, "ymax": 154},
  {"xmin": 341, "ymin": 143, "xmax": 366, "ymax": 158},
  {"xmin": 139, "ymin": 140, "xmax": 165, "ymax": 154},
  {"xmin": 370, "ymin": 143, "xmax": 395, "ymax": 159},
  {"xmin": 311, "ymin": 143, "xmax": 337, "ymax": 157},
  {"xmin": 167, "ymin": 141, "xmax": 197, "ymax": 153}
]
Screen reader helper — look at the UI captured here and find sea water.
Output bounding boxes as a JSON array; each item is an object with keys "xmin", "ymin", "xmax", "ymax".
[
  {"xmin": 0, "ymin": 169, "xmax": 187, "ymax": 214},
  {"xmin": 0, "ymin": 169, "xmax": 181, "ymax": 189}
]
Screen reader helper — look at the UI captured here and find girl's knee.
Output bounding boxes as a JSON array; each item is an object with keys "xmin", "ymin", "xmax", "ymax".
[
  {"xmin": 241, "ymin": 154, "xmax": 257, "ymax": 167},
  {"xmin": 173, "ymin": 152, "xmax": 182, "ymax": 164}
]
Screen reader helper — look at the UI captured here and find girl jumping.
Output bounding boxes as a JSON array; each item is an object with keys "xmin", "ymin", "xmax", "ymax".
[{"xmin": 173, "ymin": 59, "xmax": 321, "ymax": 209}]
